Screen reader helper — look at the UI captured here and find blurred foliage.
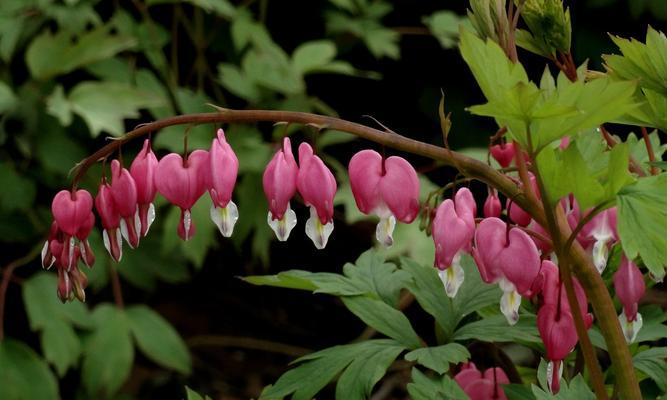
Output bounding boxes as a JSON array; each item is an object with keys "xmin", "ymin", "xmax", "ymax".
[{"xmin": 0, "ymin": 0, "xmax": 666, "ymax": 399}]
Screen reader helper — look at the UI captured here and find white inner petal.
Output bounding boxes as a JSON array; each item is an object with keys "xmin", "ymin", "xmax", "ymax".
[
  {"xmin": 67, "ymin": 236, "xmax": 76, "ymax": 270},
  {"xmin": 103, "ymin": 229, "xmax": 111, "ymax": 258},
  {"xmin": 119, "ymin": 219, "xmax": 133, "ymax": 248},
  {"xmin": 210, "ymin": 201, "xmax": 239, "ymax": 238},
  {"xmin": 267, "ymin": 204, "xmax": 297, "ymax": 241},
  {"xmin": 619, "ymin": 312, "xmax": 643, "ymax": 344},
  {"xmin": 78, "ymin": 241, "xmax": 90, "ymax": 267},
  {"xmin": 592, "ymin": 238, "xmax": 609, "ymax": 273},
  {"xmin": 183, "ymin": 209, "xmax": 192, "ymax": 240},
  {"xmin": 305, "ymin": 206, "xmax": 333, "ymax": 250},
  {"xmin": 375, "ymin": 215, "xmax": 396, "ymax": 248},
  {"xmin": 500, "ymin": 286, "xmax": 522, "ymax": 326},
  {"xmin": 145, "ymin": 202, "xmax": 156, "ymax": 235},
  {"xmin": 41, "ymin": 241, "xmax": 54, "ymax": 269},
  {"xmin": 133, "ymin": 206, "xmax": 142, "ymax": 241},
  {"xmin": 546, "ymin": 360, "xmax": 563, "ymax": 394},
  {"xmin": 438, "ymin": 253, "xmax": 465, "ymax": 298}
]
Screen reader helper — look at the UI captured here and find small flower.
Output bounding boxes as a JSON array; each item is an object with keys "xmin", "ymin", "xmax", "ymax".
[
  {"xmin": 454, "ymin": 362, "xmax": 509, "ymax": 400},
  {"xmin": 155, "ymin": 150, "xmax": 210, "ymax": 241},
  {"xmin": 297, "ymin": 143, "xmax": 337, "ymax": 249},
  {"xmin": 483, "ymin": 188, "xmax": 502, "ymax": 218},
  {"xmin": 490, "ymin": 142, "xmax": 515, "ymax": 168},
  {"xmin": 76, "ymin": 212, "xmax": 95, "ymax": 268},
  {"xmin": 263, "ymin": 137, "xmax": 299, "ymax": 241},
  {"xmin": 432, "ymin": 188, "xmax": 476, "ymax": 298},
  {"xmin": 208, "ymin": 129, "xmax": 239, "ymax": 237},
  {"xmin": 110, "ymin": 160, "xmax": 141, "ymax": 249},
  {"xmin": 51, "ymin": 189, "xmax": 94, "ymax": 269},
  {"xmin": 348, "ymin": 149, "xmax": 420, "ymax": 247},
  {"xmin": 613, "ymin": 256, "xmax": 645, "ymax": 343},
  {"xmin": 580, "ymin": 208, "xmax": 618, "ymax": 273},
  {"xmin": 95, "ymin": 180, "xmax": 123, "ymax": 262},
  {"xmin": 130, "ymin": 139, "xmax": 159, "ymax": 237}
]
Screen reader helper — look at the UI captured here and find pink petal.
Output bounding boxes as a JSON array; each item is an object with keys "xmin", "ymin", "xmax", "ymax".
[
  {"xmin": 348, "ymin": 150, "xmax": 383, "ymax": 215},
  {"xmin": 209, "ymin": 129, "xmax": 239, "ymax": 208},
  {"xmin": 379, "ymin": 156, "xmax": 420, "ymax": 222},
  {"xmin": 130, "ymin": 139, "xmax": 158, "ymax": 205},
  {"xmin": 110, "ymin": 159, "xmax": 138, "ymax": 218},
  {"xmin": 490, "ymin": 143, "xmax": 515, "ymax": 168},
  {"xmin": 614, "ymin": 256, "xmax": 645, "ymax": 321},
  {"xmin": 263, "ymin": 137, "xmax": 299, "ymax": 219},
  {"xmin": 297, "ymin": 143, "xmax": 337, "ymax": 223},
  {"xmin": 473, "ymin": 218, "xmax": 508, "ymax": 283},
  {"xmin": 497, "ymin": 228, "xmax": 541, "ymax": 296},
  {"xmin": 155, "ymin": 151, "xmax": 209, "ymax": 210},
  {"xmin": 432, "ymin": 199, "xmax": 474, "ymax": 269},
  {"xmin": 51, "ymin": 189, "xmax": 94, "ymax": 236},
  {"xmin": 483, "ymin": 189, "xmax": 502, "ymax": 218},
  {"xmin": 95, "ymin": 182, "xmax": 121, "ymax": 229},
  {"xmin": 537, "ymin": 304, "xmax": 578, "ymax": 362}
]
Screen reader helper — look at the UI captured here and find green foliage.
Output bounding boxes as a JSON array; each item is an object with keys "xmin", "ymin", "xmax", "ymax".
[
  {"xmin": 617, "ymin": 174, "xmax": 667, "ymax": 278},
  {"xmin": 531, "ymin": 374, "xmax": 596, "ymax": 399},
  {"xmin": 422, "ymin": 11, "xmax": 468, "ymax": 49},
  {"xmin": 406, "ymin": 368, "xmax": 468, "ymax": 400},
  {"xmin": 518, "ymin": 0, "xmax": 572, "ymax": 57},
  {"xmin": 259, "ymin": 339, "xmax": 404, "ymax": 400},
  {"xmin": 633, "ymin": 347, "xmax": 667, "ymax": 392},
  {"xmin": 0, "ymin": 338, "xmax": 59, "ymax": 400},
  {"xmin": 185, "ymin": 386, "xmax": 214, "ymax": 400},
  {"xmin": 404, "ymin": 343, "xmax": 470, "ymax": 374}
]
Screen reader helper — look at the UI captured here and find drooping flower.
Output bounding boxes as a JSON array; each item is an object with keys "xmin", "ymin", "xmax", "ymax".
[
  {"xmin": 490, "ymin": 142, "xmax": 515, "ymax": 168},
  {"xmin": 95, "ymin": 180, "xmax": 123, "ymax": 262},
  {"xmin": 472, "ymin": 217, "xmax": 541, "ymax": 325},
  {"xmin": 483, "ymin": 188, "xmax": 502, "ymax": 218},
  {"xmin": 297, "ymin": 142, "xmax": 337, "ymax": 249},
  {"xmin": 110, "ymin": 159, "xmax": 140, "ymax": 249},
  {"xmin": 208, "ymin": 129, "xmax": 239, "ymax": 237},
  {"xmin": 579, "ymin": 208, "xmax": 618, "ymax": 273},
  {"xmin": 41, "ymin": 222, "xmax": 60, "ymax": 269},
  {"xmin": 155, "ymin": 150, "xmax": 210, "ymax": 241},
  {"xmin": 454, "ymin": 362, "xmax": 509, "ymax": 400},
  {"xmin": 263, "ymin": 137, "xmax": 299, "ymax": 241},
  {"xmin": 348, "ymin": 149, "xmax": 420, "ymax": 247},
  {"xmin": 613, "ymin": 256, "xmax": 645, "ymax": 343},
  {"xmin": 130, "ymin": 139, "xmax": 159, "ymax": 237},
  {"xmin": 537, "ymin": 260, "xmax": 593, "ymax": 394},
  {"xmin": 51, "ymin": 189, "xmax": 94, "ymax": 269},
  {"xmin": 76, "ymin": 212, "xmax": 95, "ymax": 268},
  {"xmin": 432, "ymin": 188, "xmax": 476, "ymax": 298}
]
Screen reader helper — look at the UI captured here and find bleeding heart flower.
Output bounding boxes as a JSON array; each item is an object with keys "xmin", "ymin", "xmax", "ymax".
[
  {"xmin": 155, "ymin": 150, "xmax": 209, "ymax": 241},
  {"xmin": 297, "ymin": 143, "xmax": 337, "ymax": 249},
  {"xmin": 483, "ymin": 188, "xmax": 502, "ymax": 218},
  {"xmin": 490, "ymin": 143, "xmax": 515, "ymax": 168},
  {"xmin": 348, "ymin": 149, "xmax": 420, "ymax": 247},
  {"xmin": 95, "ymin": 180, "xmax": 123, "ymax": 262},
  {"xmin": 263, "ymin": 137, "xmax": 299, "ymax": 241},
  {"xmin": 41, "ymin": 222, "xmax": 60, "ymax": 270},
  {"xmin": 110, "ymin": 159, "xmax": 141, "ymax": 249},
  {"xmin": 454, "ymin": 362, "xmax": 509, "ymax": 400},
  {"xmin": 208, "ymin": 129, "xmax": 239, "ymax": 238},
  {"xmin": 613, "ymin": 256, "xmax": 645, "ymax": 343},
  {"xmin": 472, "ymin": 217, "xmax": 541, "ymax": 325},
  {"xmin": 579, "ymin": 208, "xmax": 618, "ymax": 273},
  {"xmin": 432, "ymin": 193, "xmax": 476, "ymax": 298},
  {"xmin": 51, "ymin": 189, "xmax": 94, "ymax": 237},
  {"xmin": 76, "ymin": 212, "xmax": 95, "ymax": 267},
  {"xmin": 130, "ymin": 139, "xmax": 159, "ymax": 237}
]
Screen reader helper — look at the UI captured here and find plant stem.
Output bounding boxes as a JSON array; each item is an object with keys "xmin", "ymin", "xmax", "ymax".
[
  {"xmin": 68, "ymin": 109, "xmax": 641, "ymax": 397},
  {"xmin": 640, "ymin": 126, "xmax": 658, "ymax": 175},
  {"xmin": 109, "ymin": 264, "xmax": 124, "ymax": 309},
  {"xmin": 0, "ymin": 245, "xmax": 42, "ymax": 342}
]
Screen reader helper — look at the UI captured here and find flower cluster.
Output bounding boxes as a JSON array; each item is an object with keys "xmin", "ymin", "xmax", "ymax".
[{"xmin": 454, "ymin": 362, "xmax": 509, "ymax": 400}]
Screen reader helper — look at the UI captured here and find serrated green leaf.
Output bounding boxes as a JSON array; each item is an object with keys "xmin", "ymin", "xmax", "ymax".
[
  {"xmin": 342, "ymin": 295, "xmax": 422, "ymax": 349},
  {"xmin": 617, "ymin": 174, "xmax": 667, "ymax": 278},
  {"xmin": 82, "ymin": 304, "xmax": 134, "ymax": 397},
  {"xmin": 342, "ymin": 250, "xmax": 409, "ymax": 306},
  {"xmin": 406, "ymin": 367, "xmax": 468, "ymax": 400},
  {"xmin": 453, "ymin": 314, "xmax": 541, "ymax": 343},
  {"xmin": 260, "ymin": 340, "xmax": 404, "ymax": 400},
  {"xmin": 126, "ymin": 305, "xmax": 192, "ymax": 374},
  {"xmin": 0, "ymin": 338, "xmax": 59, "ymax": 400},
  {"xmin": 404, "ymin": 343, "xmax": 470, "ymax": 374},
  {"xmin": 292, "ymin": 40, "xmax": 337, "ymax": 74},
  {"xmin": 25, "ymin": 26, "xmax": 136, "ymax": 79}
]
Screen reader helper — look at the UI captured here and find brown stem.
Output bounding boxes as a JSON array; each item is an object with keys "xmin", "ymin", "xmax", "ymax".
[
  {"xmin": 600, "ymin": 125, "xmax": 646, "ymax": 177},
  {"xmin": 526, "ymin": 131, "xmax": 609, "ymax": 399},
  {"xmin": 0, "ymin": 246, "xmax": 42, "ymax": 341},
  {"xmin": 640, "ymin": 126, "xmax": 658, "ymax": 175},
  {"xmin": 68, "ymin": 109, "xmax": 640, "ymax": 397},
  {"xmin": 109, "ymin": 264, "xmax": 124, "ymax": 309}
]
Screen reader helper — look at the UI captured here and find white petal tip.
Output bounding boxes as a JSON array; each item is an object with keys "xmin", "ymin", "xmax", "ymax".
[
  {"xmin": 619, "ymin": 312, "xmax": 643, "ymax": 343},
  {"xmin": 375, "ymin": 215, "xmax": 396, "ymax": 248},
  {"xmin": 210, "ymin": 201, "xmax": 239, "ymax": 238},
  {"xmin": 267, "ymin": 205, "xmax": 297, "ymax": 242},
  {"xmin": 438, "ymin": 262, "xmax": 464, "ymax": 298},
  {"xmin": 305, "ymin": 207, "xmax": 333, "ymax": 250}
]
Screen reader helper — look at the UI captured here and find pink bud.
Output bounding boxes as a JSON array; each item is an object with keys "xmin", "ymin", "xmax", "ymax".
[
  {"xmin": 264, "ymin": 138, "xmax": 299, "ymax": 220},
  {"xmin": 490, "ymin": 143, "xmax": 515, "ymax": 168},
  {"xmin": 497, "ymin": 228, "xmax": 541, "ymax": 296},
  {"xmin": 51, "ymin": 189, "xmax": 94, "ymax": 237},
  {"xmin": 57, "ymin": 267, "xmax": 72, "ymax": 303},
  {"xmin": 297, "ymin": 143, "xmax": 337, "ymax": 249},
  {"xmin": 472, "ymin": 218, "xmax": 507, "ymax": 284},
  {"xmin": 155, "ymin": 150, "xmax": 209, "ymax": 241},
  {"xmin": 454, "ymin": 188, "xmax": 477, "ymax": 227},
  {"xmin": 454, "ymin": 363, "xmax": 509, "ymax": 400},
  {"xmin": 483, "ymin": 189, "xmax": 502, "ymax": 218},
  {"xmin": 130, "ymin": 139, "xmax": 159, "ymax": 236},
  {"xmin": 209, "ymin": 129, "xmax": 239, "ymax": 208},
  {"xmin": 96, "ymin": 183, "xmax": 123, "ymax": 263},
  {"xmin": 348, "ymin": 150, "xmax": 420, "ymax": 246},
  {"xmin": 559, "ymin": 136, "xmax": 570, "ymax": 150},
  {"xmin": 537, "ymin": 303, "xmax": 577, "ymax": 370},
  {"xmin": 614, "ymin": 256, "xmax": 645, "ymax": 322},
  {"xmin": 110, "ymin": 159, "xmax": 140, "ymax": 248},
  {"xmin": 506, "ymin": 200, "xmax": 531, "ymax": 226},
  {"xmin": 580, "ymin": 208, "xmax": 618, "ymax": 273},
  {"xmin": 76, "ymin": 213, "xmax": 95, "ymax": 267}
]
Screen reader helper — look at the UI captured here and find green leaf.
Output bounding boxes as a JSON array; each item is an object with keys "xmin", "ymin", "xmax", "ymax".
[
  {"xmin": 126, "ymin": 305, "xmax": 192, "ymax": 374},
  {"xmin": 184, "ymin": 386, "xmax": 213, "ymax": 400},
  {"xmin": 633, "ymin": 347, "xmax": 667, "ymax": 392},
  {"xmin": 422, "ymin": 11, "xmax": 467, "ymax": 49},
  {"xmin": 532, "ymin": 374, "xmax": 595, "ymax": 399},
  {"xmin": 292, "ymin": 40, "xmax": 337, "ymax": 74},
  {"xmin": 342, "ymin": 295, "xmax": 422, "ymax": 349},
  {"xmin": 218, "ymin": 63, "xmax": 261, "ymax": 102},
  {"xmin": 363, "ymin": 28, "xmax": 400, "ymax": 59},
  {"xmin": 404, "ymin": 343, "xmax": 470, "ymax": 374},
  {"xmin": 0, "ymin": 163, "xmax": 36, "ymax": 212},
  {"xmin": 260, "ymin": 340, "xmax": 404, "ymax": 400},
  {"xmin": 0, "ymin": 338, "xmax": 59, "ymax": 400},
  {"xmin": 0, "ymin": 80, "xmax": 17, "ymax": 113},
  {"xmin": 65, "ymin": 81, "xmax": 165, "ymax": 137},
  {"xmin": 23, "ymin": 273, "xmax": 93, "ymax": 330},
  {"xmin": 41, "ymin": 318, "xmax": 82, "ymax": 377},
  {"xmin": 25, "ymin": 26, "xmax": 136, "ymax": 79},
  {"xmin": 406, "ymin": 368, "xmax": 468, "ymax": 400},
  {"xmin": 503, "ymin": 383, "xmax": 537, "ymax": 400},
  {"xmin": 617, "ymin": 174, "xmax": 667, "ymax": 278},
  {"xmin": 82, "ymin": 304, "xmax": 134, "ymax": 397},
  {"xmin": 453, "ymin": 314, "xmax": 541, "ymax": 343},
  {"xmin": 147, "ymin": 0, "xmax": 236, "ymax": 18}
]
